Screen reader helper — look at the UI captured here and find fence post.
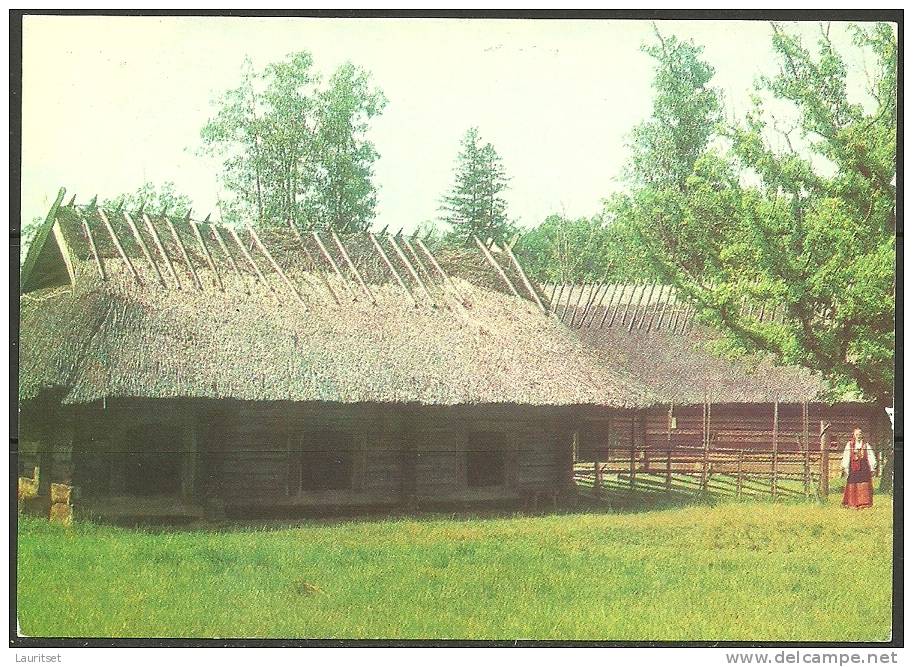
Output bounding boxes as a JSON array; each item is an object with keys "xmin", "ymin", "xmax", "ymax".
[
  {"xmin": 665, "ymin": 446, "xmax": 672, "ymax": 492},
  {"xmin": 701, "ymin": 399, "xmax": 711, "ymax": 492},
  {"xmin": 803, "ymin": 402, "xmax": 810, "ymax": 498},
  {"xmin": 771, "ymin": 399, "xmax": 779, "ymax": 499},
  {"xmin": 737, "ymin": 449, "xmax": 744, "ymax": 498},
  {"xmin": 594, "ymin": 460, "xmax": 602, "ymax": 499},
  {"xmin": 819, "ymin": 421, "xmax": 831, "ymax": 497}
]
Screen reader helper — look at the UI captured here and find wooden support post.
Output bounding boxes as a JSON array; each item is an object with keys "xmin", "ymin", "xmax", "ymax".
[
  {"xmin": 803, "ymin": 401, "xmax": 811, "ymax": 497},
  {"xmin": 771, "ymin": 399, "xmax": 779, "ymax": 499},
  {"xmin": 701, "ymin": 398, "xmax": 710, "ymax": 491},
  {"xmin": 123, "ymin": 212, "xmax": 164, "ymax": 285},
  {"xmin": 249, "ymin": 226, "xmax": 308, "ymax": 309},
  {"xmin": 819, "ymin": 421, "xmax": 831, "ymax": 497},
  {"xmin": 571, "ymin": 283, "xmax": 595, "ymax": 327},
  {"xmin": 558, "ymin": 283, "xmax": 575, "ymax": 320},
  {"xmin": 473, "ymin": 234, "xmax": 521, "ymax": 298},
  {"xmin": 98, "ymin": 210, "xmax": 141, "ymax": 283},
  {"xmin": 312, "ymin": 231, "xmax": 355, "ymax": 299},
  {"xmin": 80, "ymin": 215, "xmax": 107, "ymax": 281},
  {"xmin": 142, "ymin": 213, "xmax": 180, "ymax": 289},
  {"xmin": 210, "ymin": 225, "xmax": 249, "ymax": 294},
  {"xmin": 389, "ymin": 235, "xmax": 435, "ymax": 304},
  {"xmin": 332, "ymin": 232, "xmax": 376, "ymax": 304},
  {"xmin": 191, "ymin": 222, "xmax": 223, "ymax": 290},
  {"xmin": 594, "ymin": 460, "xmax": 602, "ymax": 498},
  {"xmin": 646, "ymin": 284, "xmax": 667, "ymax": 331},
  {"xmin": 629, "ymin": 419, "xmax": 637, "ymax": 489},
  {"xmin": 165, "ymin": 216, "xmax": 203, "ymax": 290},
  {"xmin": 619, "ymin": 284, "xmax": 638, "ymax": 327},
  {"xmin": 370, "ymin": 233, "xmax": 417, "ymax": 305},
  {"xmin": 656, "ymin": 286, "xmax": 674, "ymax": 330},
  {"xmin": 403, "ymin": 238, "xmax": 443, "ymax": 305},
  {"xmin": 666, "ymin": 402, "xmax": 673, "ymax": 491},
  {"xmin": 504, "ymin": 243, "xmax": 548, "ymax": 314},
  {"xmin": 585, "ymin": 282, "xmax": 611, "ymax": 327},
  {"xmin": 600, "ymin": 283, "xmax": 622, "ymax": 328}
]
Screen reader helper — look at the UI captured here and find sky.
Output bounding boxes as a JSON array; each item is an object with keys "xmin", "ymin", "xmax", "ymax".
[{"xmin": 20, "ymin": 16, "xmax": 882, "ymax": 234}]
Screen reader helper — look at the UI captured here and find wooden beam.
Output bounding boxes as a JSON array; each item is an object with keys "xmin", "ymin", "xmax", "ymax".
[
  {"xmin": 601, "ymin": 282, "xmax": 625, "ymax": 328},
  {"xmin": 585, "ymin": 282, "xmax": 612, "ymax": 327},
  {"xmin": 628, "ymin": 283, "xmax": 651, "ymax": 332},
  {"xmin": 165, "ymin": 216, "xmax": 203, "ymax": 290},
  {"xmin": 210, "ymin": 224, "xmax": 248, "ymax": 294},
  {"xmin": 97, "ymin": 209, "xmax": 141, "ymax": 284},
  {"xmin": 287, "ymin": 221, "xmax": 340, "ymax": 305},
  {"xmin": 79, "ymin": 214, "xmax": 106, "ymax": 281},
  {"xmin": 123, "ymin": 212, "xmax": 164, "ymax": 286},
  {"xmin": 819, "ymin": 421, "xmax": 831, "ymax": 497},
  {"xmin": 503, "ymin": 244, "xmax": 548, "ymax": 314},
  {"xmin": 656, "ymin": 286, "xmax": 674, "ymax": 330},
  {"xmin": 228, "ymin": 226, "xmax": 278, "ymax": 300},
  {"xmin": 249, "ymin": 226, "xmax": 308, "ymax": 309},
  {"xmin": 312, "ymin": 231, "xmax": 355, "ymax": 299},
  {"xmin": 416, "ymin": 237, "xmax": 463, "ymax": 302},
  {"xmin": 473, "ymin": 234, "xmax": 521, "ymax": 298},
  {"xmin": 370, "ymin": 233, "xmax": 417, "ymax": 305},
  {"xmin": 191, "ymin": 222, "xmax": 223, "ymax": 290},
  {"xmin": 21, "ymin": 187, "xmax": 66, "ymax": 289},
  {"xmin": 645, "ymin": 284, "xmax": 668, "ymax": 331},
  {"xmin": 402, "ymin": 237, "xmax": 438, "ymax": 290},
  {"xmin": 552, "ymin": 283, "xmax": 565, "ymax": 315},
  {"xmin": 389, "ymin": 235, "xmax": 435, "ymax": 304},
  {"xmin": 565, "ymin": 282, "xmax": 587, "ymax": 324},
  {"xmin": 332, "ymin": 231, "xmax": 376, "ymax": 305},
  {"xmin": 771, "ymin": 399, "xmax": 779, "ymax": 498},
  {"xmin": 636, "ymin": 282, "xmax": 659, "ymax": 329},
  {"xmin": 619, "ymin": 284, "xmax": 638, "ymax": 327},
  {"xmin": 51, "ymin": 221, "xmax": 76, "ymax": 286},
  {"xmin": 142, "ymin": 213, "xmax": 180, "ymax": 289},
  {"xmin": 570, "ymin": 283, "xmax": 595, "ymax": 327}
]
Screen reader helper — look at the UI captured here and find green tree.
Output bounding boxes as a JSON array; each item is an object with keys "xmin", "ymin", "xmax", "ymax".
[
  {"xmin": 102, "ymin": 181, "xmax": 193, "ymax": 217},
  {"xmin": 441, "ymin": 127, "xmax": 512, "ymax": 245},
  {"xmin": 201, "ymin": 52, "xmax": 386, "ymax": 231},
  {"xmin": 613, "ymin": 22, "xmax": 896, "ymax": 409}
]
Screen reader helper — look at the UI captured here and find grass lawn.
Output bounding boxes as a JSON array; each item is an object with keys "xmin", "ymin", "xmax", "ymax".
[{"xmin": 16, "ymin": 496, "xmax": 893, "ymax": 641}]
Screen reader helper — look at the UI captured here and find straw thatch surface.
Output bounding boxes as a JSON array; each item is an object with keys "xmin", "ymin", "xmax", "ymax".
[
  {"xmin": 563, "ymin": 304, "xmax": 826, "ymax": 404},
  {"xmin": 20, "ymin": 206, "xmax": 656, "ymax": 408}
]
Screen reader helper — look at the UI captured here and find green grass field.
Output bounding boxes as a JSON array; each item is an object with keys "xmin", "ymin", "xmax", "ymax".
[{"xmin": 16, "ymin": 495, "xmax": 893, "ymax": 641}]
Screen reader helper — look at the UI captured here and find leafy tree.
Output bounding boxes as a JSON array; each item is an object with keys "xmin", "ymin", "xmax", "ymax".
[
  {"xmin": 201, "ymin": 52, "xmax": 386, "ymax": 231},
  {"xmin": 102, "ymin": 181, "xmax": 193, "ymax": 217},
  {"xmin": 440, "ymin": 127, "xmax": 512, "ymax": 245}
]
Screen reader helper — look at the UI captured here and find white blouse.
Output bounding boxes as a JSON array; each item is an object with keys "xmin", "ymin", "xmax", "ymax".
[{"xmin": 841, "ymin": 440, "xmax": 877, "ymax": 475}]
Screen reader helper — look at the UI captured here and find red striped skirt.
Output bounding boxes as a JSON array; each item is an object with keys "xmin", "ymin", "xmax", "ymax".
[{"xmin": 843, "ymin": 458, "xmax": 873, "ymax": 509}]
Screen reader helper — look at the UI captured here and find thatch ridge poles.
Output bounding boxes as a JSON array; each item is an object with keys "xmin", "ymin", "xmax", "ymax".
[
  {"xmin": 97, "ymin": 210, "xmax": 141, "ymax": 284},
  {"xmin": 389, "ymin": 235, "xmax": 435, "ymax": 304},
  {"xmin": 191, "ymin": 221, "xmax": 223, "ymax": 291},
  {"xmin": 403, "ymin": 237, "xmax": 439, "ymax": 291},
  {"xmin": 165, "ymin": 215, "xmax": 203, "ymax": 290},
  {"xmin": 637, "ymin": 282, "xmax": 658, "ymax": 330},
  {"xmin": 551, "ymin": 283, "xmax": 566, "ymax": 315},
  {"xmin": 287, "ymin": 222, "xmax": 340, "ymax": 305},
  {"xmin": 209, "ymin": 225, "xmax": 248, "ymax": 294},
  {"xmin": 228, "ymin": 226, "xmax": 277, "ymax": 300},
  {"xmin": 332, "ymin": 231, "xmax": 376, "ymax": 305},
  {"xmin": 585, "ymin": 282, "xmax": 611, "ymax": 327},
  {"xmin": 646, "ymin": 284, "xmax": 668, "ymax": 331},
  {"xmin": 369, "ymin": 232, "xmax": 417, "ymax": 305},
  {"xmin": 79, "ymin": 214, "xmax": 106, "ymax": 281},
  {"xmin": 142, "ymin": 213, "xmax": 180, "ymax": 289},
  {"xmin": 312, "ymin": 231, "xmax": 355, "ymax": 299},
  {"xmin": 571, "ymin": 283, "xmax": 595, "ymax": 327},
  {"xmin": 249, "ymin": 226, "xmax": 308, "ymax": 309},
  {"xmin": 628, "ymin": 282, "xmax": 650, "ymax": 332},
  {"xmin": 602, "ymin": 282, "xmax": 625, "ymax": 328},
  {"xmin": 503, "ymin": 244, "xmax": 547, "ymax": 314},
  {"xmin": 123, "ymin": 212, "xmax": 163, "ymax": 286},
  {"xmin": 657, "ymin": 286, "xmax": 674, "ymax": 330},
  {"xmin": 565, "ymin": 282, "xmax": 587, "ymax": 324},
  {"xmin": 416, "ymin": 238, "xmax": 463, "ymax": 301},
  {"xmin": 472, "ymin": 234, "xmax": 521, "ymax": 298}
]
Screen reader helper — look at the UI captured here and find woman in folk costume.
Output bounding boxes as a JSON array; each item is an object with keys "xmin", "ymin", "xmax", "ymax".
[{"xmin": 842, "ymin": 427, "xmax": 877, "ymax": 509}]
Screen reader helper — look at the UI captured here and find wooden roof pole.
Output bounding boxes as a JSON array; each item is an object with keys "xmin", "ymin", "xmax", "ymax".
[
  {"xmin": 164, "ymin": 216, "xmax": 203, "ymax": 290},
  {"xmin": 585, "ymin": 282, "xmax": 612, "ymax": 327},
  {"xmin": 645, "ymin": 284, "xmax": 668, "ymax": 331},
  {"xmin": 551, "ymin": 283, "xmax": 566, "ymax": 315},
  {"xmin": 606, "ymin": 282, "xmax": 630, "ymax": 328},
  {"xmin": 312, "ymin": 231, "xmax": 355, "ymax": 300},
  {"xmin": 389, "ymin": 235, "xmax": 435, "ymax": 304},
  {"xmin": 228, "ymin": 226, "xmax": 279, "ymax": 301},
  {"xmin": 97, "ymin": 210, "xmax": 141, "ymax": 284},
  {"xmin": 123, "ymin": 212, "xmax": 164, "ymax": 286},
  {"xmin": 191, "ymin": 221, "xmax": 223, "ymax": 291},
  {"xmin": 287, "ymin": 221, "xmax": 340, "ymax": 305},
  {"xmin": 654, "ymin": 285, "xmax": 673, "ymax": 330},
  {"xmin": 403, "ymin": 237, "xmax": 439, "ymax": 287},
  {"xmin": 626, "ymin": 283, "xmax": 650, "ymax": 332},
  {"xmin": 578, "ymin": 282, "xmax": 605, "ymax": 327},
  {"xmin": 209, "ymin": 225, "xmax": 248, "ymax": 294},
  {"xmin": 679, "ymin": 304, "xmax": 694, "ymax": 334},
  {"xmin": 618, "ymin": 284, "xmax": 637, "ymax": 327},
  {"xmin": 415, "ymin": 238, "xmax": 463, "ymax": 301},
  {"xmin": 597, "ymin": 283, "xmax": 619, "ymax": 328},
  {"xmin": 332, "ymin": 231, "xmax": 376, "ymax": 305},
  {"xmin": 248, "ymin": 226, "xmax": 308, "ymax": 309},
  {"xmin": 547, "ymin": 283, "xmax": 557, "ymax": 305},
  {"xmin": 472, "ymin": 234, "xmax": 521, "ymax": 298},
  {"xmin": 141, "ymin": 213, "xmax": 180, "ymax": 289},
  {"xmin": 570, "ymin": 283, "xmax": 594, "ymax": 326},
  {"xmin": 369, "ymin": 233, "xmax": 417, "ymax": 305},
  {"xmin": 78, "ymin": 213, "xmax": 106, "ymax": 281},
  {"xmin": 503, "ymin": 244, "xmax": 548, "ymax": 314},
  {"xmin": 636, "ymin": 281, "xmax": 659, "ymax": 330}
]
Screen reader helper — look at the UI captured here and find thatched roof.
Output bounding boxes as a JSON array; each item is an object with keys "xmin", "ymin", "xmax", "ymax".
[
  {"xmin": 19, "ymin": 195, "xmax": 655, "ymax": 408},
  {"xmin": 546, "ymin": 283, "xmax": 828, "ymax": 404}
]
